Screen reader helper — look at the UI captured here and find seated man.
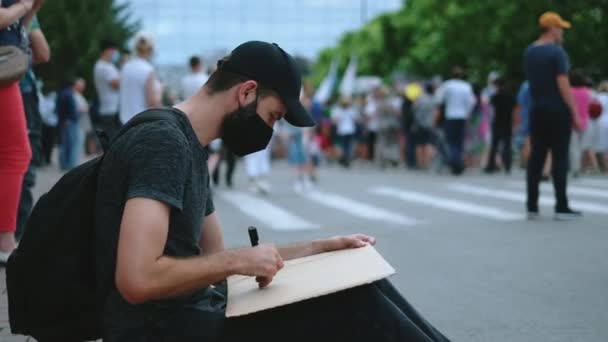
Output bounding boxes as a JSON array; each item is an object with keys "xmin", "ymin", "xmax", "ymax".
[{"xmin": 94, "ymin": 41, "xmax": 451, "ymax": 342}]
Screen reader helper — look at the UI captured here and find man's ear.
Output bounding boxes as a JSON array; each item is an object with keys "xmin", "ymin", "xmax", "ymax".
[{"xmin": 237, "ymin": 80, "xmax": 258, "ymax": 105}]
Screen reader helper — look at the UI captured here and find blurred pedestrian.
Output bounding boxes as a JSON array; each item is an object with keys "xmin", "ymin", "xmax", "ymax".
[
  {"xmin": 412, "ymin": 83, "xmax": 437, "ymax": 169},
  {"xmin": 569, "ymin": 70, "xmax": 599, "ymax": 175},
  {"xmin": 513, "ymin": 81, "xmax": 532, "ymax": 167},
  {"xmin": 282, "ymin": 123, "xmax": 312, "ymax": 193},
  {"xmin": 485, "ymin": 78, "xmax": 516, "ymax": 174},
  {"xmin": 244, "ymin": 145, "xmax": 272, "ymax": 195},
  {"xmin": 94, "ymin": 39, "xmax": 121, "ymax": 139},
  {"xmin": 364, "ymin": 88, "xmax": 382, "ymax": 162},
  {"xmin": 300, "ymin": 83, "xmax": 320, "ymax": 181},
  {"xmin": 119, "ymin": 33, "xmax": 162, "ymax": 124},
  {"xmin": 525, "ymin": 12, "xmax": 582, "ymax": 220},
  {"xmin": 56, "ymin": 77, "xmax": 81, "ymax": 171},
  {"xmin": 0, "ymin": 0, "xmax": 43, "ymax": 262},
  {"xmin": 15, "ymin": 13, "xmax": 49, "ymax": 241},
  {"xmin": 375, "ymin": 87, "xmax": 401, "ymax": 168},
  {"xmin": 181, "ymin": 55, "xmax": 209, "ymax": 100},
  {"xmin": 212, "ymin": 144, "xmax": 237, "ymax": 188},
  {"xmin": 331, "ymin": 97, "xmax": 358, "ymax": 167},
  {"xmin": 435, "ymin": 66, "xmax": 476, "ymax": 175},
  {"xmin": 595, "ymin": 81, "xmax": 608, "ymax": 171},
  {"xmin": 402, "ymin": 83, "xmax": 419, "ymax": 168},
  {"xmin": 39, "ymin": 90, "xmax": 57, "ymax": 166}
]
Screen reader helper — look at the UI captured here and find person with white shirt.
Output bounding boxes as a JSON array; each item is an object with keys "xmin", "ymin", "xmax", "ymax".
[
  {"xmin": 93, "ymin": 40, "xmax": 121, "ymax": 139},
  {"xmin": 595, "ymin": 81, "xmax": 608, "ymax": 171},
  {"xmin": 181, "ymin": 56, "xmax": 209, "ymax": 100},
  {"xmin": 435, "ymin": 66, "xmax": 476, "ymax": 175},
  {"xmin": 331, "ymin": 97, "xmax": 358, "ymax": 167},
  {"xmin": 364, "ymin": 89, "xmax": 383, "ymax": 162},
  {"xmin": 119, "ymin": 33, "xmax": 162, "ymax": 125}
]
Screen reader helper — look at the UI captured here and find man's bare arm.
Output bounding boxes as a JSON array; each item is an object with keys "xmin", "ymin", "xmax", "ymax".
[
  {"xmin": 199, "ymin": 212, "xmax": 225, "ymax": 255},
  {"xmin": 277, "ymin": 234, "xmax": 376, "ymax": 261},
  {"xmin": 557, "ymin": 74, "xmax": 581, "ymax": 130},
  {"xmin": 115, "ymin": 198, "xmax": 283, "ymax": 305},
  {"xmin": 145, "ymin": 72, "xmax": 161, "ymax": 108}
]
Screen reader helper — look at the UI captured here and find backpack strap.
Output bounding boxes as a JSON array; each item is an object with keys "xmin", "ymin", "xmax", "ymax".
[{"xmin": 100, "ymin": 108, "xmax": 184, "ymax": 153}]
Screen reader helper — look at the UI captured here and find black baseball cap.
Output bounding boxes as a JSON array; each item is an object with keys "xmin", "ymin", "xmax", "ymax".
[{"xmin": 217, "ymin": 41, "xmax": 316, "ymax": 127}]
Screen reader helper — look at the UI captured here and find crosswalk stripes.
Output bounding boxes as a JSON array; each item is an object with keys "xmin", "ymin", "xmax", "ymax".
[
  {"xmin": 507, "ymin": 181, "xmax": 608, "ymax": 199},
  {"xmin": 218, "ymin": 191, "xmax": 320, "ymax": 231},
  {"xmin": 448, "ymin": 183, "xmax": 608, "ymax": 215},
  {"xmin": 577, "ymin": 178, "xmax": 608, "ymax": 189},
  {"xmin": 370, "ymin": 186, "xmax": 524, "ymax": 221},
  {"xmin": 301, "ymin": 190, "xmax": 419, "ymax": 226}
]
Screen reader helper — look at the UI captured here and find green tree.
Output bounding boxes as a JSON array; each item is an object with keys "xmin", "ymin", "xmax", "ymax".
[
  {"xmin": 313, "ymin": 0, "xmax": 608, "ymax": 86},
  {"xmin": 36, "ymin": 0, "xmax": 138, "ymax": 96}
]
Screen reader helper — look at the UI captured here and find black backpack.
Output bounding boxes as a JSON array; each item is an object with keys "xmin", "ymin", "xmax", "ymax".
[{"xmin": 6, "ymin": 109, "xmax": 181, "ymax": 341}]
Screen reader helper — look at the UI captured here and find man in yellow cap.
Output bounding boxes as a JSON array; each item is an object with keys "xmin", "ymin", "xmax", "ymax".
[{"xmin": 524, "ymin": 12, "xmax": 583, "ymax": 221}]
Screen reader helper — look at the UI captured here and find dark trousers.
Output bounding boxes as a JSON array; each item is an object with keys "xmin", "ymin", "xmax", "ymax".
[
  {"xmin": 486, "ymin": 123, "xmax": 512, "ymax": 172},
  {"xmin": 213, "ymin": 148, "xmax": 236, "ymax": 187},
  {"xmin": 366, "ymin": 131, "xmax": 377, "ymax": 161},
  {"xmin": 106, "ymin": 279, "xmax": 451, "ymax": 342},
  {"xmin": 443, "ymin": 119, "xmax": 466, "ymax": 174},
  {"xmin": 16, "ymin": 91, "xmax": 41, "ymax": 240},
  {"xmin": 526, "ymin": 109, "xmax": 571, "ymax": 211},
  {"xmin": 405, "ymin": 130, "xmax": 417, "ymax": 168},
  {"xmin": 40, "ymin": 123, "xmax": 57, "ymax": 165},
  {"xmin": 222, "ymin": 279, "xmax": 450, "ymax": 342},
  {"xmin": 338, "ymin": 134, "xmax": 354, "ymax": 166}
]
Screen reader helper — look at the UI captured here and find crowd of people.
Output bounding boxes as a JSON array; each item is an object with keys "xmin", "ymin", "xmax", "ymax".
[{"xmin": 3, "ymin": 3, "xmax": 608, "ymax": 266}]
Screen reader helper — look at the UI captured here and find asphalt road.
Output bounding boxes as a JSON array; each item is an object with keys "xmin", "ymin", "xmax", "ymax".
[{"xmin": 2, "ymin": 160, "xmax": 607, "ymax": 342}]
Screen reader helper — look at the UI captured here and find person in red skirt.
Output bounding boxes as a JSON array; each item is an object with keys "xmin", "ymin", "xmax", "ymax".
[{"xmin": 0, "ymin": 0, "xmax": 44, "ymax": 263}]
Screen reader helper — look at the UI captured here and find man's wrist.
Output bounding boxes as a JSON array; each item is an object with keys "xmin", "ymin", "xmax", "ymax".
[
  {"xmin": 312, "ymin": 239, "xmax": 331, "ymax": 254},
  {"xmin": 223, "ymin": 249, "xmax": 244, "ymax": 276}
]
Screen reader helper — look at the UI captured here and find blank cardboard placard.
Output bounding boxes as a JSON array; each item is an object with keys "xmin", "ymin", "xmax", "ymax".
[{"xmin": 226, "ymin": 245, "xmax": 395, "ymax": 317}]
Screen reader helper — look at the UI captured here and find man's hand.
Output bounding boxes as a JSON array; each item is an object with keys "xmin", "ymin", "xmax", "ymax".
[
  {"xmin": 234, "ymin": 244, "xmax": 284, "ymax": 288},
  {"xmin": 321, "ymin": 234, "xmax": 376, "ymax": 253}
]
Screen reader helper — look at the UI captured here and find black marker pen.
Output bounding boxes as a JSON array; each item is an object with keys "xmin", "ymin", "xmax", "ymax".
[{"xmin": 248, "ymin": 226, "xmax": 259, "ymax": 247}]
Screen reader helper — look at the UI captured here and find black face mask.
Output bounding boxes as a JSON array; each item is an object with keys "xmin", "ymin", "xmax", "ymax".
[{"xmin": 221, "ymin": 97, "xmax": 274, "ymax": 157}]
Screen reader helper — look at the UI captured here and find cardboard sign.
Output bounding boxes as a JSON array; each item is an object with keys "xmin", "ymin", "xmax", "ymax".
[{"xmin": 226, "ymin": 245, "xmax": 395, "ymax": 317}]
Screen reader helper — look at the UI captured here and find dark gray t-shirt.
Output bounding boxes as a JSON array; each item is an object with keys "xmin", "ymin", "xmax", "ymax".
[
  {"xmin": 523, "ymin": 43, "xmax": 570, "ymax": 114},
  {"xmin": 94, "ymin": 108, "xmax": 225, "ymax": 341}
]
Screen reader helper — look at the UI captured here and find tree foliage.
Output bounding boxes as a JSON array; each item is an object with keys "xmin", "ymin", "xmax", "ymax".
[
  {"xmin": 36, "ymin": 0, "xmax": 138, "ymax": 95},
  {"xmin": 312, "ymin": 0, "xmax": 608, "ymax": 85}
]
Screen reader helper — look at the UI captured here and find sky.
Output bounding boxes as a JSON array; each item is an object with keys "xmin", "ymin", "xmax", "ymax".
[{"xmin": 120, "ymin": 0, "xmax": 402, "ymax": 66}]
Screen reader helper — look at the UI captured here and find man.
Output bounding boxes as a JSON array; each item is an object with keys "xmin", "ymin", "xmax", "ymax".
[
  {"xmin": 524, "ymin": 12, "xmax": 582, "ymax": 220},
  {"xmin": 16, "ymin": 14, "xmax": 50, "ymax": 241},
  {"xmin": 435, "ymin": 67, "xmax": 476, "ymax": 175},
  {"xmin": 56, "ymin": 78, "xmax": 81, "ymax": 171},
  {"xmin": 484, "ymin": 78, "xmax": 516, "ymax": 174},
  {"xmin": 94, "ymin": 41, "xmax": 451, "ymax": 342},
  {"xmin": 181, "ymin": 55, "xmax": 209, "ymax": 100},
  {"xmin": 119, "ymin": 33, "xmax": 162, "ymax": 124},
  {"xmin": 94, "ymin": 40, "xmax": 121, "ymax": 139}
]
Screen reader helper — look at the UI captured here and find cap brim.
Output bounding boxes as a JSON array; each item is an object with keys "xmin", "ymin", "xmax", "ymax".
[
  {"xmin": 284, "ymin": 97, "xmax": 316, "ymax": 127},
  {"xmin": 560, "ymin": 20, "xmax": 571, "ymax": 29}
]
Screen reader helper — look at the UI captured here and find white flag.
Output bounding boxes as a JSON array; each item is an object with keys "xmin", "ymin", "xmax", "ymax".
[
  {"xmin": 313, "ymin": 59, "xmax": 338, "ymax": 104},
  {"xmin": 338, "ymin": 55, "xmax": 358, "ymax": 98}
]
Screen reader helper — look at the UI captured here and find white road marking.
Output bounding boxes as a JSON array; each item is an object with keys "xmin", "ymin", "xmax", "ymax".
[
  {"xmin": 370, "ymin": 187, "xmax": 523, "ymax": 221},
  {"xmin": 219, "ymin": 191, "xmax": 320, "ymax": 231},
  {"xmin": 302, "ymin": 190, "xmax": 419, "ymax": 226}
]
